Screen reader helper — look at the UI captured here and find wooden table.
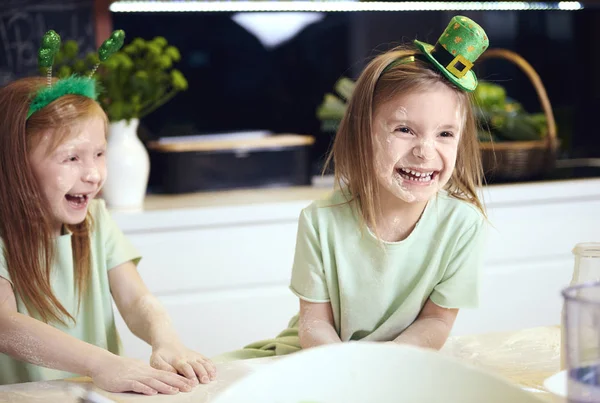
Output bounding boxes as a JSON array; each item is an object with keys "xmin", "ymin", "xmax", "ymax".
[
  {"xmin": 441, "ymin": 326, "xmax": 561, "ymax": 400},
  {"xmin": 0, "ymin": 326, "xmax": 562, "ymax": 403}
]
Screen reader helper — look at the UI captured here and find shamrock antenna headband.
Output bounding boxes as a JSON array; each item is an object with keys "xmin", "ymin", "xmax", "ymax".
[{"xmin": 27, "ymin": 29, "xmax": 126, "ymax": 119}]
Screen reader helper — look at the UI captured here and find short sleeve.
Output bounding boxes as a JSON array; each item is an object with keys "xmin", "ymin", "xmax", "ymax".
[
  {"xmin": 0, "ymin": 243, "xmax": 11, "ymax": 286},
  {"xmin": 95, "ymin": 200, "xmax": 142, "ymax": 270},
  {"xmin": 429, "ymin": 216, "xmax": 488, "ymax": 309},
  {"xmin": 289, "ymin": 208, "xmax": 330, "ymax": 303}
]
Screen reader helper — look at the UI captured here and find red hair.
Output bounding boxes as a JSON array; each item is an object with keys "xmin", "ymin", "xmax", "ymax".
[{"xmin": 0, "ymin": 77, "xmax": 107, "ymax": 324}]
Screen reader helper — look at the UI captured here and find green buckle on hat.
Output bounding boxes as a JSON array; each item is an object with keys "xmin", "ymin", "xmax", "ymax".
[{"xmin": 446, "ymin": 54, "xmax": 473, "ymax": 79}]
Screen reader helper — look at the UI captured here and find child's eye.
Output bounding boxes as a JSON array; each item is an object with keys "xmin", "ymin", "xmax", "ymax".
[
  {"xmin": 439, "ymin": 131, "xmax": 454, "ymax": 138},
  {"xmin": 395, "ymin": 126, "xmax": 412, "ymax": 134},
  {"xmin": 65, "ymin": 156, "xmax": 78, "ymax": 162},
  {"xmin": 96, "ymin": 151, "xmax": 105, "ymax": 158}
]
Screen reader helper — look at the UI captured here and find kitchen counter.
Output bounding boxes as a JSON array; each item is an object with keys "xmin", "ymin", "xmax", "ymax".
[
  {"xmin": 136, "ymin": 156, "xmax": 600, "ymax": 213},
  {"xmin": 138, "ymin": 175, "xmax": 600, "ymax": 212},
  {"xmin": 0, "ymin": 326, "xmax": 562, "ymax": 403},
  {"xmin": 108, "ymin": 177, "xmax": 600, "ymax": 234}
]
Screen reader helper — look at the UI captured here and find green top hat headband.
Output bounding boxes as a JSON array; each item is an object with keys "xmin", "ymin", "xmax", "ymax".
[
  {"xmin": 415, "ymin": 15, "xmax": 488, "ymax": 92},
  {"xmin": 27, "ymin": 29, "xmax": 126, "ymax": 119},
  {"xmin": 386, "ymin": 16, "xmax": 489, "ymax": 92}
]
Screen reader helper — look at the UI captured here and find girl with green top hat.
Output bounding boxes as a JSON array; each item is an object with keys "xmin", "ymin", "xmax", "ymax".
[
  {"xmin": 0, "ymin": 30, "xmax": 216, "ymax": 394},
  {"xmin": 214, "ymin": 15, "xmax": 490, "ymax": 362}
]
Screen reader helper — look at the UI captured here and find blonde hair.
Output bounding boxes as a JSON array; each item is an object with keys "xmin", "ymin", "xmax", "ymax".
[
  {"xmin": 323, "ymin": 44, "xmax": 486, "ymax": 235},
  {"xmin": 0, "ymin": 77, "xmax": 106, "ymax": 325}
]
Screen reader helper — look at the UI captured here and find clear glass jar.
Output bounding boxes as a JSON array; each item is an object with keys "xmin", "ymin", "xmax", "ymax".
[
  {"xmin": 570, "ymin": 243, "xmax": 600, "ymax": 284},
  {"xmin": 561, "ymin": 243, "xmax": 600, "ymax": 370}
]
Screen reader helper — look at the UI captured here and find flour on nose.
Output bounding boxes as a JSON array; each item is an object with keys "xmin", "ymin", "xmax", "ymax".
[
  {"xmin": 85, "ymin": 167, "xmax": 101, "ymax": 183},
  {"xmin": 413, "ymin": 139, "xmax": 436, "ymax": 161}
]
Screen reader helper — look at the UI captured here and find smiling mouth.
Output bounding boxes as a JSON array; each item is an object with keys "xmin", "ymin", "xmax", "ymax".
[
  {"xmin": 65, "ymin": 193, "xmax": 90, "ymax": 208},
  {"xmin": 395, "ymin": 167, "xmax": 439, "ymax": 183}
]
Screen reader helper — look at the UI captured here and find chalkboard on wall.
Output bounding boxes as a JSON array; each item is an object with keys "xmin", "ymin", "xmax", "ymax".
[{"xmin": 0, "ymin": 0, "xmax": 96, "ymax": 87}]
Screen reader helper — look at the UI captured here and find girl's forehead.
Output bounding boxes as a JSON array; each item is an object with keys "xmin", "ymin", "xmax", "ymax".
[
  {"xmin": 384, "ymin": 85, "xmax": 460, "ymax": 108},
  {"xmin": 40, "ymin": 118, "xmax": 106, "ymax": 155},
  {"xmin": 377, "ymin": 86, "xmax": 463, "ymax": 122}
]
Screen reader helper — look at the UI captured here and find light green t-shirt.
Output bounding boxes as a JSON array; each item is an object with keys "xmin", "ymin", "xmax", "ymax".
[
  {"xmin": 0, "ymin": 199, "xmax": 141, "ymax": 385},
  {"xmin": 289, "ymin": 188, "xmax": 488, "ymax": 342}
]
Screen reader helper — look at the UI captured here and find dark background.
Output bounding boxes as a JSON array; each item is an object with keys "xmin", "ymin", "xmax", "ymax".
[
  {"xmin": 111, "ymin": 7, "xmax": 600, "ymax": 174},
  {"xmin": 3, "ymin": 2, "xmax": 600, "ymax": 176}
]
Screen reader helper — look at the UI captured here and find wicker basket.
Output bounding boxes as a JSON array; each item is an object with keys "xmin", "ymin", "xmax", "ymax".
[{"xmin": 477, "ymin": 49, "xmax": 559, "ymax": 181}]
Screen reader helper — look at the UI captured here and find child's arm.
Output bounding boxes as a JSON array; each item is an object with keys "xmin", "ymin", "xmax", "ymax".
[
  {"xmin": 0, "ymin": 278, "xmax": 194, "ymax": 395},
  {"xmin": 298, "ymin": 299, "xmax": 342, "ymax": 348},
  {"xmin": 391, "ymin": 298, "xmax": 458, "ymax": 350},
  {"xmin": 108, "ymin": 261, "xmax": 216, "ymax": 384}
]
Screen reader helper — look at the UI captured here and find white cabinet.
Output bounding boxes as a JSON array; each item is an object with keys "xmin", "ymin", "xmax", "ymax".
[
  {"xmin": 110, "ymin": 179, "xmax": 600, "ymax": 360},
  {"xmin": 112, "ymin": 200, "xmax": 310, "ymax": 361},
  {"xmin": 461, "ymin": 180, "xmax": 600, "ymax": 337},
  {"xmin": 125, "ymin": 222, "xmax": 299, "ymax": 294},
  {"xmin": 114, "ymin": 286, "xmax": 298, "ymax": 362}
]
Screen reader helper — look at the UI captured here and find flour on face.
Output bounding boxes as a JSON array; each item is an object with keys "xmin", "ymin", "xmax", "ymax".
[
  {"xmin": 29, "ymin": 118, "xmax": 107, "ymax": 234},
  {"xmin": 372, "ymin": 82, "xmax": 463, "ymax": 204}
]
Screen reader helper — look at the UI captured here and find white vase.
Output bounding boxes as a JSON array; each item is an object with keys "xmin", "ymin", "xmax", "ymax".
[{"xmin": 102, "ymin": 118, "xmax": 150, "ymax": 210}]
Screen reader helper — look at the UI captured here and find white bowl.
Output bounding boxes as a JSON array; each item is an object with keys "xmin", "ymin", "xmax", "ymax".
[
  {"xmin": 212, "ymin": 342, "xmax": 546, "ymax": 403},
  {"xmin": 543, "ymin": 370, "xmax": 567, "ymax": 402}
]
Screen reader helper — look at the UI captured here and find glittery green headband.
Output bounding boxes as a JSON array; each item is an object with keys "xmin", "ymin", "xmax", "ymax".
[
  {"xmin": 382, "ymin": 55, "xmax": 417, "ymax": 75},
  {"xmin": 27, "ymin": 29, "xmax": 126, "ymax": 120}
]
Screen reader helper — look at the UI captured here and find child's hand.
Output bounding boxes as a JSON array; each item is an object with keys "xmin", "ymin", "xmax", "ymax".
[
  {"xmin": 90, "ymin": 355, "xmax": 196, "ymax": 395},
  {"xmin": 150, "ymin": 342, "xmax": 217, "ymax": 384}
]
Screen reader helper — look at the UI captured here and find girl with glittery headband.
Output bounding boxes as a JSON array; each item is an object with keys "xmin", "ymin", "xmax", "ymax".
[
  {"xmin": 0, "ymin": 30, "xmax": 216, "ymax": 393},
  {"xmin": 214, "ymin": 15, "xmax": 489, "ymax": 362}
]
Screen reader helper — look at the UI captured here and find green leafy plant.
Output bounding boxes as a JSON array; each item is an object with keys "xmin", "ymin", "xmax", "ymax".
[
  {"xmin": 316, "ymin": 77, "xmax": 355, "ymax": 132},
  {"xmin": 473, "ymin": 81, "xmax": 547, "ymax": 143},
  {"xmin": 47, "ymin": 39, "xmax": 98, "ymax": 77},
  {"xmin": 47, "ymin": 36, "xmax": 188, "ymax": 122}
]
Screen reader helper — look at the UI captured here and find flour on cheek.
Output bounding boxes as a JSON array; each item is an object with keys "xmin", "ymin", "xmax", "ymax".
[
  {"xmin": 47, "ymin": 165, "xmax": 80, "ymax": 226},
  {"xmin": 373, "ymin": 120, "xmax": 417, "ymax": 203},
  {"xmin": 55, "ymin": 173, "xmax": 73, "ymax": 193}
]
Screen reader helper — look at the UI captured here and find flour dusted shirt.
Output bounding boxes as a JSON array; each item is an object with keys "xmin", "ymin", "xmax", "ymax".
[
  {"xmin": 0, "ymin": 199, "xmax": 141, "ymax": 384},
  {"xmin": 212, "ymin": 188, "xmax": 488, "ymax": 363},
  {"xmin": 289, "ymin": 188, "xmax": 488, "ymax": 342}
]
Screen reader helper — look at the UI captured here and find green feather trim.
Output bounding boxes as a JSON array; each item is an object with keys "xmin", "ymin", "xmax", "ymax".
[{"xmin": 27, "ymin": 76, "xmax": 99, "ymax": 119}]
